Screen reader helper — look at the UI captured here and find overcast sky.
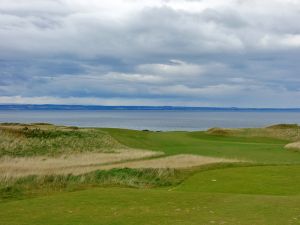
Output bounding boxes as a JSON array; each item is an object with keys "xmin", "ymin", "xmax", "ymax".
[{"xmin": 0, "ymin": 0, "xmax": 300, "ymax": 107}]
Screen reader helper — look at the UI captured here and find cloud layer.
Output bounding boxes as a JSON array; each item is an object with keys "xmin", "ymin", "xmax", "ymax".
[{"xmin": 0, "ymin": 0, "xmax": 300, "ymax": 107}]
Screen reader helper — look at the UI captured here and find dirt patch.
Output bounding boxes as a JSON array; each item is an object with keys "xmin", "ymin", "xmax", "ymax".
[
  {"xmin": 0, "ymin": 149, "xmax": 163, "ymax": 178},
  {"xmin": 97, "ymin": 154, "xmax": 239, "ymax": 170}
]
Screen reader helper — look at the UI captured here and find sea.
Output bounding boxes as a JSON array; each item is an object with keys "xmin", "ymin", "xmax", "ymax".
[{"xmin": 0, "ymin": 106, "xmax": 300, "ymax": 131}]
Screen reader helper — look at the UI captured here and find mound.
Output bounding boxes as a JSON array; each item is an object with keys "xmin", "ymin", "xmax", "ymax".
[
  {"xmin": 206, "ymin": 127, "xmax": 233, "ymax": 135},
  {"xmin": 0, "ymin": 124, "xmax": 125, "ymax": 157},
  {"xmin": 266, "ymin": 124, "xmax": 300, "ymax": 129}
]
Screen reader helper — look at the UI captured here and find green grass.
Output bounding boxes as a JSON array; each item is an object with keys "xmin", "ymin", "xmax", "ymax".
[
  {"xmin": 0, "ymin": 124, "xmax": 124, "ymax": 157},
  {"xmin": 177, "ymin": 165, "xmax": 300, "ymax": 195},
  {"xmin": 1, "ymin": 171, "xmax": 300, "ymax": 225},
  {"xmin": 1, "ymin": 123, "xmax": 299, "ymax": 163},
  {"xmin": 102, "ymin": 128, "xmax": 300, "ymax": 164},
  {"xmin": 2, "ymin": 124, "xmax": 300, "ymax": 224},
  {"xmin": 0, "ymin": 168, "xmax": 187, "ymax": 202}
]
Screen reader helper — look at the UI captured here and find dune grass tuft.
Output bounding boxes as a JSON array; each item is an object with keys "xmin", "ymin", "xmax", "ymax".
[
  {"xmin": 205, "ymin": 124, "xmax": 300, "ymax": 141},
  {"xmin": 0, "ymin": 168, "xmax": 186, "ymax": 201},
  {"xmin": 0, "ymin": 124, "xmax": 125, "ymax": 157}
]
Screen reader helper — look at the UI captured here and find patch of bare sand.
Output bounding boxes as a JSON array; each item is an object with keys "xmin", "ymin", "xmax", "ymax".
[
  {"xmin": 97, "ymin": 154, "xmax": 240, "ymax": 170},
  {"xmin": 285, "ymin": 141, "xmax": 300, "ymax": 150},
  {"xmin": 0, "ymin": 149, "xmax": 163, "ymax": 178}
]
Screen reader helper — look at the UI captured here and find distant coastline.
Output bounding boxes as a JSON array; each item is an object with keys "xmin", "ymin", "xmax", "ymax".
[{"xmin": 0, "ymin": 104, "xmax": 300, "ymax": 112}]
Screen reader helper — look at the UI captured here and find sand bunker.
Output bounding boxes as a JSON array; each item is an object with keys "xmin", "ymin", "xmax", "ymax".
[
  {"xmin": 0, "ymin": 149, "xmax": 162, "ymax": 178},
  {"xmin": 285, "ymin": 141, "xmax": 300, "ymax": 150},
  {"xmin": 98, "ymin": 154, "xmax": 239, "ymax": 170}
]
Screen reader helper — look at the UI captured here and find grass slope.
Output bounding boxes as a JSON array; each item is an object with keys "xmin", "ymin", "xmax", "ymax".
[
  {"xmin": 1, "ymin": 124, "xmax": 300, "ymax": 224},
  {"xmin": 0, "ymin": 124, "xmax": 124, "ymax": 157},
  {"xmin": 102, "ymin": 128, "xmax": 300, "ymax": 164},
  {"xmin": 177, "ymin": 165, "xmax": 300, "ymax": 195},
  {"xmin": 1, "ymin": 165, "xmax": 300, "ymax": 225}
]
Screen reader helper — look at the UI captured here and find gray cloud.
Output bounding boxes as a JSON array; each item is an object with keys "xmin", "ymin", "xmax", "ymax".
[{"xmin": 0, "ymin": 0, "xmax": 300, "ymax": 107}]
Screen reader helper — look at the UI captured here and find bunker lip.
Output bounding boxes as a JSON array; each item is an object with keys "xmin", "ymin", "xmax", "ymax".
[{"xmin": 97, "ymin": 154, "xmax": 240, "ymax": 170}]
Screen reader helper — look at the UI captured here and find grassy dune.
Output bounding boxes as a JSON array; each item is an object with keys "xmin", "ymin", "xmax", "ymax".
[
  {"xmin": 0, "ymin": 123, "xmax": 124, "ymax": 157},
  {"xmin": 1, "ymin": 123, "xmax": 300, "ymax": 224}
]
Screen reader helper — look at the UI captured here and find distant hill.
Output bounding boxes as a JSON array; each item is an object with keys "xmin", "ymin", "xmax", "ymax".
[{"xmin": 0, "ymin": 104, "xmax": 300, "ymax": 111}]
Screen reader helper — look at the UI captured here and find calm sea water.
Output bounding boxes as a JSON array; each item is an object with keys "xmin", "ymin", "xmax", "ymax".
[{"xmin": 0, "ymin": 110, "xmax": 300, "ymax": 131}]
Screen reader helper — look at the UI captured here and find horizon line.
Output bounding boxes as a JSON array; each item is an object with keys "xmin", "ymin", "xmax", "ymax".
[{"xmin": 0, "ymin": 103, "xmax": 300, "ymax": 110}]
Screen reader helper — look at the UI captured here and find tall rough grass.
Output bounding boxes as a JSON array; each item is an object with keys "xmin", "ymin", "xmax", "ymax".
[
  {"xmin": 0, "ymin": 168, "xmax": 184, "ymax": 201},
  {"xmin": 0, "ymin": 149, "xmax": 162, "ymax": 177},
  {"xmin": 0, "ymin": 124, "xmax": 125, "ymax": 157},
  {"xmin": 206, "ymin": 124, "xmax": 300, "ymax": 141}
]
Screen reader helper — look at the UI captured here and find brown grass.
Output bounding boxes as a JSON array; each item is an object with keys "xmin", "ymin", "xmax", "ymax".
[
  {"xmin": 0, "ymin": 125, "xmax": 125, "ymax": 157},
  {"xmin": 0, "ymin": 152, "xmax": 241, "ymax": 178},
  {"xmin": 206, "ymin": 125, "xmax": 300, "ymax": 141},
  {"xmin": 0, "ymin": 149, "xmax": 163, "ymax": 178},
  {"xmin": 97, "ymin": 154, "xmax": 240, "ymax": 170},
  {"xmin": 206, "ymin": 128, "xmax": 234, "ymax": 135}
]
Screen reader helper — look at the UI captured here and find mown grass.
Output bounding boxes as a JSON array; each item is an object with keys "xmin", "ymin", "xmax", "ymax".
[
  {"xmin": 1, "ymin": 165, "xmax": 300, "ymax": 225},
  {"xmin": 177, "ymin": 164, "xmax": 300, "ymax": 195},
  {"xmin": 102, "ymin": 127, "xmax": 300, "ymax": 164}
]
